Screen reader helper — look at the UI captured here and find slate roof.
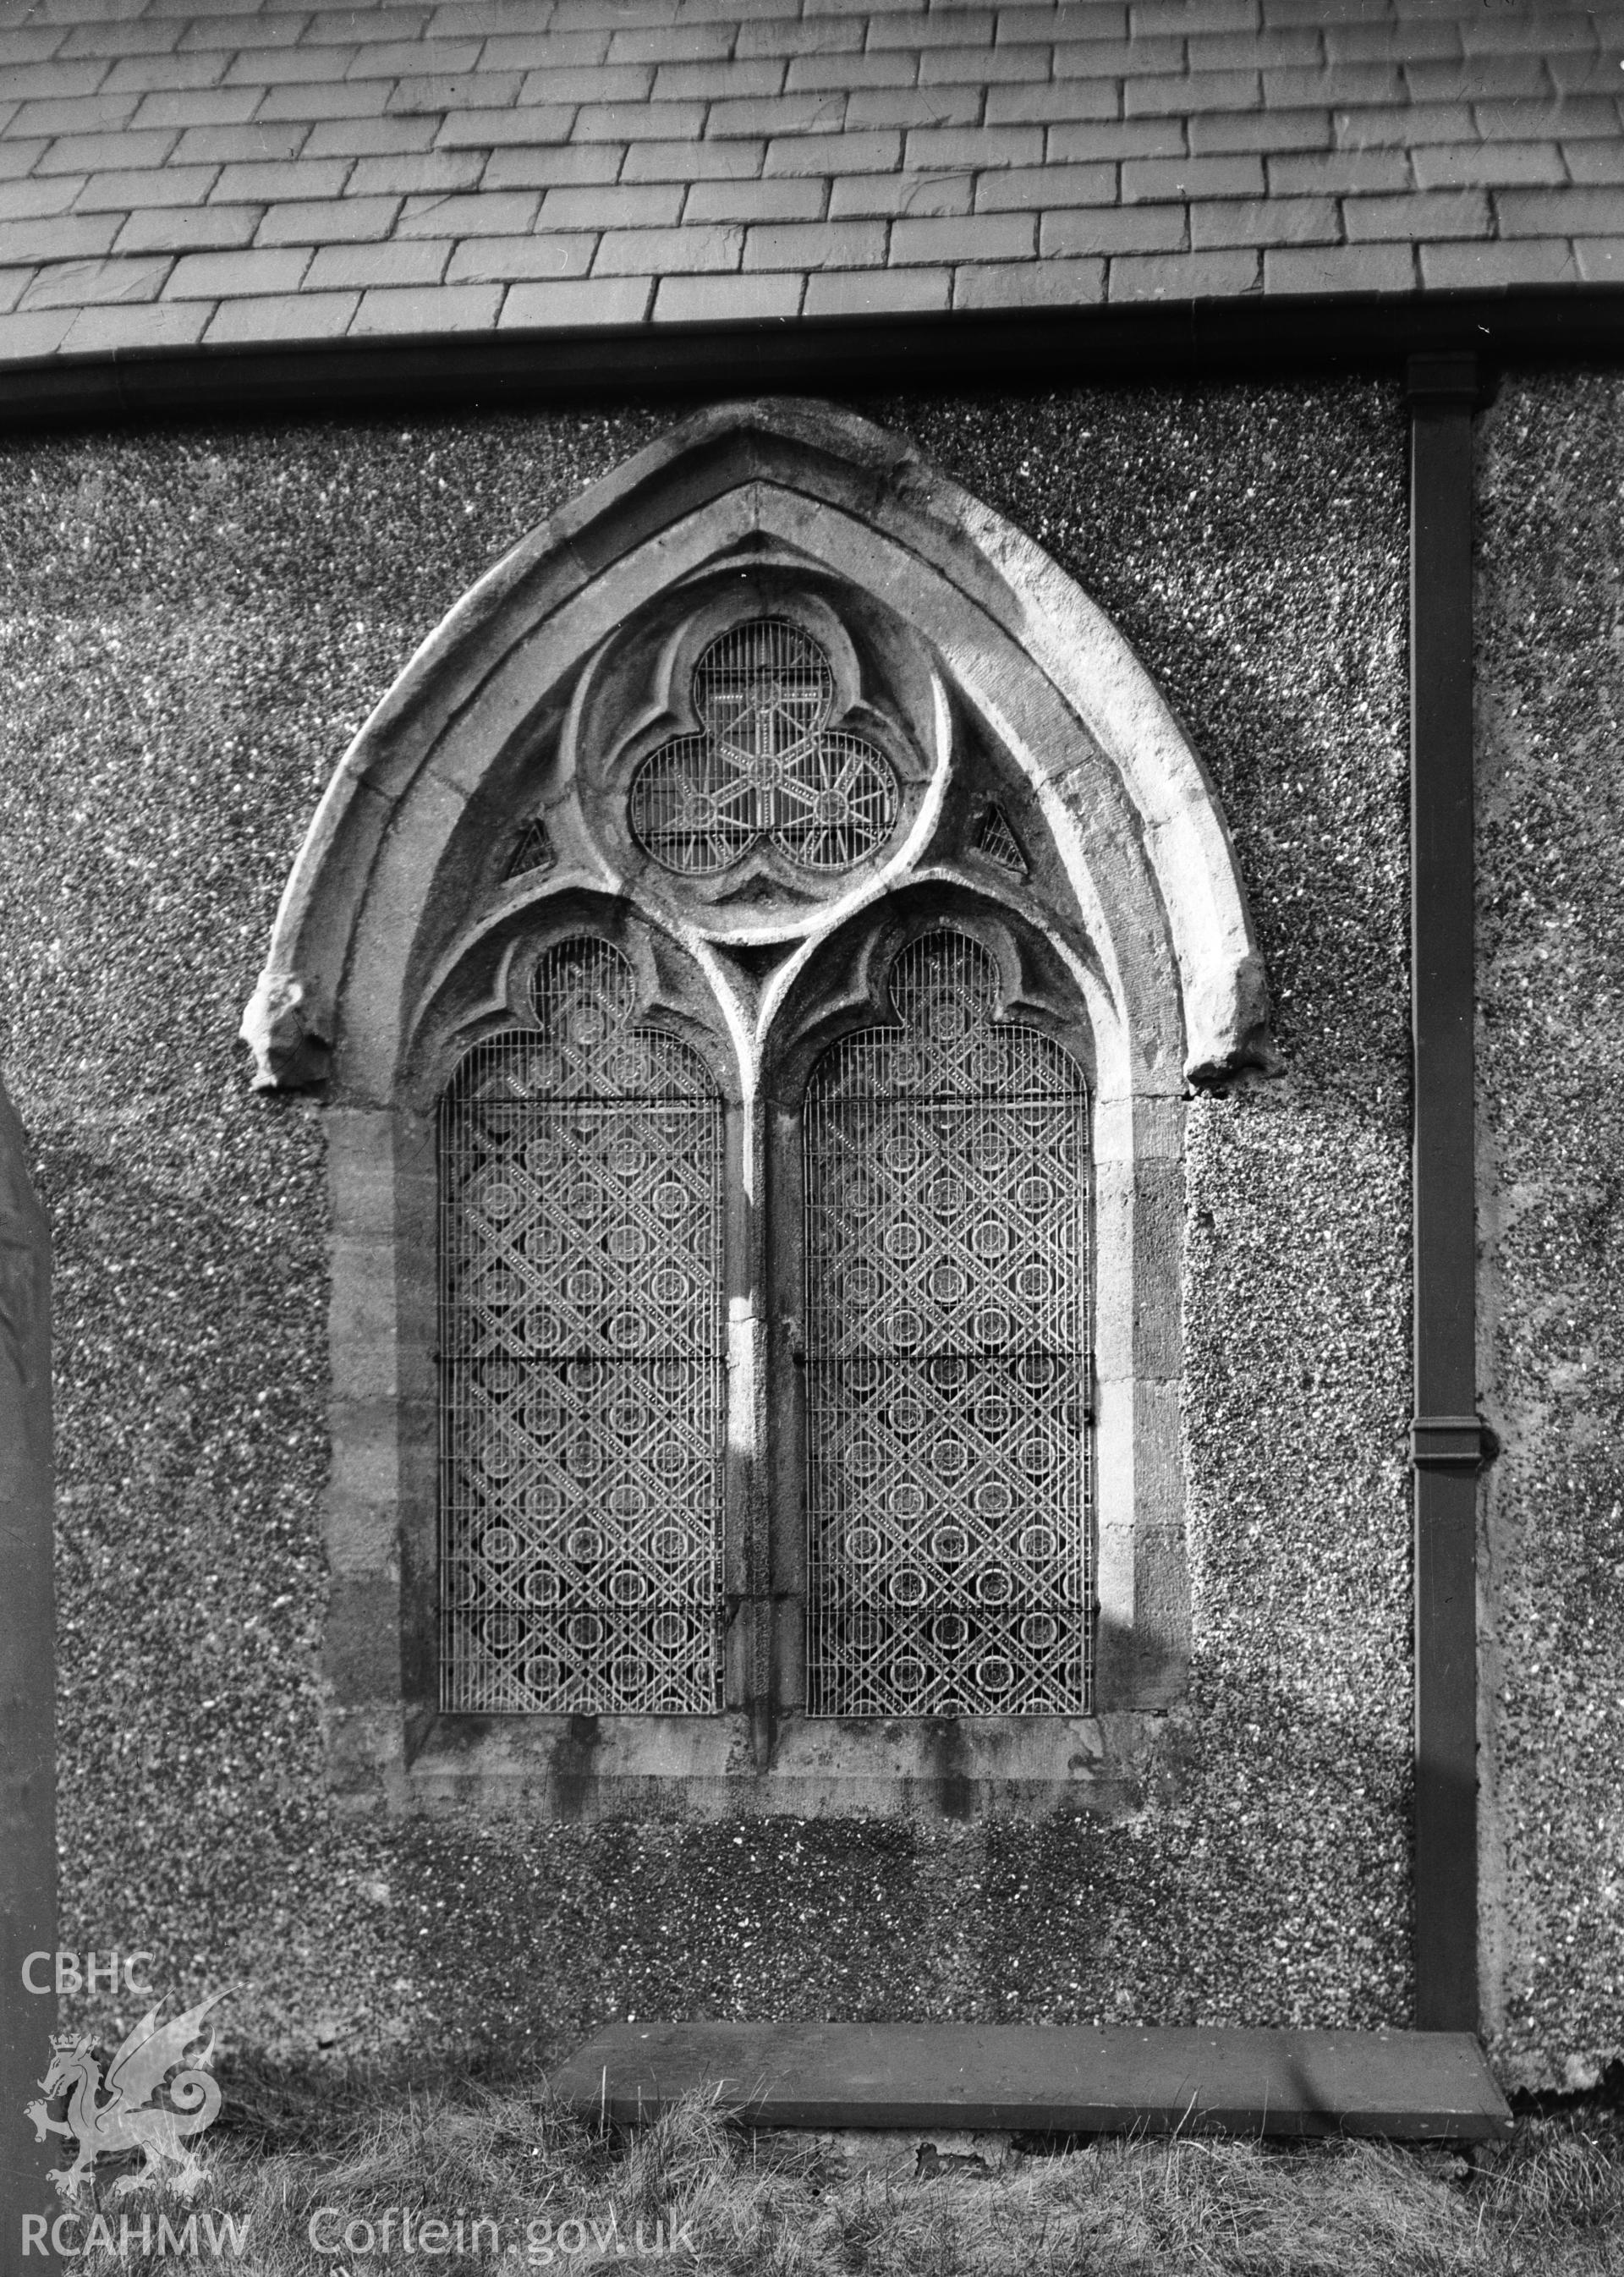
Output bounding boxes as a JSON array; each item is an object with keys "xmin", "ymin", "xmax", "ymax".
[{"xmin": 0, "ymin": 0, "xmax": 1621, "ymax": 370}]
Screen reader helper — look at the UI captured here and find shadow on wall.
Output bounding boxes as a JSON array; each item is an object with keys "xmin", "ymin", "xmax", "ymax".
[
  {"xmin": 360, "ymin": 1649, "xmax": 1413, "ymax": 2072},
  {"xmin": 32, "ymin": 1098, "xmax": 1413, "ymax": 2067}
]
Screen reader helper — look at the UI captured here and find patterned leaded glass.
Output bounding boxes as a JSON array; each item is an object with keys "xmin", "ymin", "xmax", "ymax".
[
  {"xmin": 628, "ymin": 617, "xmax": 898, "ymax": 875},
  {"xmin": 439, "ymin": 938, "xmax": 725, "ymax": 1715},
  {"xmin": 804, "ymin": 930, "xmax": 1091, "ymax": 1717}
]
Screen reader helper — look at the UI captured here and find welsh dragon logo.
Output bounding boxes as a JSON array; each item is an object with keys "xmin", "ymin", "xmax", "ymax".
[{"xmin": 27, "ymin": 1992, "xmax": 227, "ymax": 2203}]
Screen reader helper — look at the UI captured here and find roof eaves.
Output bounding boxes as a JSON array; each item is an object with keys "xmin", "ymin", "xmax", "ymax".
[{"xmin": 1, "ymin": 283, "xmax": 1621, "ymax": 427}]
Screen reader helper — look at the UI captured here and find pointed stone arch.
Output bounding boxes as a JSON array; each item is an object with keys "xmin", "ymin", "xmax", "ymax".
[
  {"xmin": 244, "ymin": 399, "xmax": 1277, "ymax": 1815},
  {"xmin": 244, "ymin": 397, "xmax": 1272, "ymax": 1104}
]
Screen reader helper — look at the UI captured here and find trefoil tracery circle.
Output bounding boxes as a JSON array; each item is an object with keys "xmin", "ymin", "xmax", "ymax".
[{"xmin": 627, "ymin": 617, "xmax": 899, "ymax": 877}]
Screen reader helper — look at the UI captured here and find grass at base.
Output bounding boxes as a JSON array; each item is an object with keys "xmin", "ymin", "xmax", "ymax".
[{"xmin": 46, "ymin": 2065, "xmax": 1624, "ymax": 2276}]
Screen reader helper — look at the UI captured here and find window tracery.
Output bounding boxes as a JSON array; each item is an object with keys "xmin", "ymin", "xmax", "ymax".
[
  {"xmin": 502, "ymin": 815, "xmax": 555, "ymax": 882},
  {"xmin": 440, "ymin": 595, "xmax": 1098, "ymax": 1731},
  {"xmin": 627, "ymin": 618, "xmax": 899, "ymax": 876},
  {"xmin": 974, "ymin": 804, "xmax": 1027, "ymax": 876}
]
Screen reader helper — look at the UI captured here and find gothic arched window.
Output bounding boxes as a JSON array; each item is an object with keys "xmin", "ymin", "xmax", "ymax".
[
  {"xmin": 438, "ymin": 938, "xmax": 726, "ymax": 1717},
  {"xmin": 803, "ymin": 930, "xmax": 1090, "ymax": 1719},
  {"xmin": 253, "ymin": 398, "xmax": 1274, "ymax": 1817},
  {"xmin": 429, "ymin": 606, "xmax": 1104, "ymax": 1761}
]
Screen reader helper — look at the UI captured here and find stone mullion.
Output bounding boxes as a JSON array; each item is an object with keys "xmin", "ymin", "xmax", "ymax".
[{"xmin": 731, "ymin": 1084, "xmax": 776, "ymax": 1767}]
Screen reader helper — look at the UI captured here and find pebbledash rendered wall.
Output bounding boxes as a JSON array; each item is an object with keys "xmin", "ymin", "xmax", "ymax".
[
  {"xmin": 0, "ymin": 370, "xmax": 1591, "ymax": 2092},
  {"xmin": 1476, "ymin": 371, "xmax": 1624, "ymax": 2094}
]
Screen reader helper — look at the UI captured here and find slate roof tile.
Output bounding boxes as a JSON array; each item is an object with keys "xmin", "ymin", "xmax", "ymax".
[
  {"xmin": 612, "ymin": 24, "xmax": 736, "ymax": 61},
  {"xmin": 1107, "ymin": 244, "xmax": 1258, "ymax": 296},
  {"xmin": 499, "ymin": 272, "xmax": 650, "ymax": 322},
  {"xmin": 976, "ymin": 162, "xmax": 1114, "ymax": 211},
  {"xmin": 0, "ymin": 211, "xmax": 119, "ymax": 262},
  {"xmin": 1566, "ymin": 139, "xmax": 1624, "ymax": 184},
  {"xmin": 445, "ymin": 230, "xmax": 594, "ymax": 279},
  {"xmin": 0, "ymin": 30, "xmax": 71, "ymax": 63},
  {"xmin": 60, "ymin": 20, "xmax": 183, "ymax": 57},
  {"xmin": 60, "ymin": 295, "xmax": 208, "ymax": 346},
  {"xmin": 129, "ymin": 87, "xmax": 264, "ymax": 125},
  {"xmin": 0, "ymin": 141, "xmax": 50, "ymax": 182},
  {"xmin": 651, "ymin": 265, "xmax": 801, "ymax": 315},
  {"xmin": 1409, "ymin": 141, "xmax": 1566, "ymax": 188},
  {"xmin": 1265, "ymin": 239, "xmax": 1415, "ymax": 293},
  {"xmin": 305, "ymin": 235, "xmax": 450, "ymax": 286},
  {"xmin": 542, "ymin": 182, "xmax": 683, "ymax": 228},
  {"xmin": 1417, "ymin": 233, "xmax": 1576, "ymax": 286},
  {"xmin": 1267, "ymin": 147, "xmax": 1412, "ymax": 192},
  {"xmin": 1122, "ymin": 152, "xmax": 1266, "ymax": 199},
  {"xmin": 257, "ymin": 193, "xmax": 403, "ymax": 242},
  {"xmin": 0, "ymin": 307, "xmax": 76, "ymax": 354},
  {"xmin": 348, "ymin": 276, "xmax": 502, "ymax": 327},
  {"xmin": 396, "ymin": 188, "xmax": 540, "ymax": 234},
  {"xmin": 172, "ymin": 121, "xmax": 306, "ymax": 160},
  {"xmin": 486, "ymin": 141, "xmax": 623, "ymax": 186},
  {"xmin": 985, "ymin": 82, "xmax": 1123, "ymax": 123},
  {"xmin": 202, "ymin": 284, "xmax": 359, "ymax": 336},
  {"xmin": 164, "ymin": 241, "xmax": 310, "ymax": 293},
  {"xmin": 0, "ymin": 175, "xmax": 85, "ymax": 220},
  {"xmin": 952, "ymin": 250, "xmax": 1104, "ymax": 304},
  {"xmin": 685, "ymin": 176, "xmax": 826, "ymax": 221},
  {"xmin": 1572, "ymin": 234, "xmax": 1624, "ymax": 279},
  {"xmin": 1048, "ymin": 117, "xmax": 1185, "ymax": 158},
  {"xmin": 518, "ymin": 63, "xmax": 655, "ymax": 102},
  {"xmin": 18, "ymin": 250, "xmax": 169, "ymax": 306},
  {"xmin": 592, "ymin": 219, "xmax": 742, "ymax": 273},
  {"xmin": 894, "ymin": 208, "xmax": 1034, "ymax": 261},
  {"xmin": 304, "ymin": 114, "xmax": 440, "ymax": 154},
  {"xmin": 0, "ymin": 0, "xmax": 1616, "ymax": 371},
  {"xmin": 827, "ymin": 168, "xmax": 971, "ymax": 216},
  {"xmin": 803, "ymin": 261, "xmax": 947, "ymax": 312},
  {"xmin": 480, "ymin": 34, "xmax": 614, "ymax": 68},
  {"xmin": 102, "ymin": 50, "xmax": 225, "ymax": 91},
  {"xmin": 211, "ymin": 156, "xmax": 348, "ymax": 198},
  {"xmin": 115, "ymin": 200, "xmax": 257, "ymax": 249},
  {"xmin": 622, "ymin": 137, "xmax": 762, "ymax": 178},
  {"xmin": 998, "ymin": 4, "xmax": 1126, "ymax": 39},
  {"xmin": 735, "ymin": 16, "xmax": 863, "ymax": 56},
  {"xmin": 573, "ymin": 99, "xmax": 708, "ymax": 140},
  {"xmin": 257, "ymin": 80, "xmax": 394, "ymax": 118},
  {"xmin": 432, "ymin": 104, "xmax": 575, "ymax": 145},
  {"xmin": 849, "ymin": 86, "xmax": 983, "ymax": 126},
  {"xmin": 1042, "ymin": 201, "xmax": 1184, "ymax": 255},
  {"xmin": 764, "ymin": 126, "xmax": 901, "ymax": 173},
  {"xmin": 16, "ymin": 96, "xmax": 145, "ymax": 137},
  {"xmin": 920, "ymin": 42, "xmax": 1048, "ymax": 81}
]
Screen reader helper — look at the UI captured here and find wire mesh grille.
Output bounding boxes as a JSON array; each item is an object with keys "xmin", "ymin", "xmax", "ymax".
[
  {"xmin": 804, "ymin": 930, "xmax": 1091, "ymax": 1718},
  {"xmin": 628, "ymin": 617, "xmax": 898, "ymax": 875},
  {"xmin": 439, "ymin": 938, "xmax": 725, "ymax": 1715}
]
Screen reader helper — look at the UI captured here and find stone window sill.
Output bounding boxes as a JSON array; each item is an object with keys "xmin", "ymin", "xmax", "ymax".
[{"xmin": 408, "ymin": 1711, "xmax": 1164, "ymax": 1819}]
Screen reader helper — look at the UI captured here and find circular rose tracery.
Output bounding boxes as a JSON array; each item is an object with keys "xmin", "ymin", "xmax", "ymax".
[{"xmin": 628, "ymin": 618, "xmax": 899, "ymax": 875}]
